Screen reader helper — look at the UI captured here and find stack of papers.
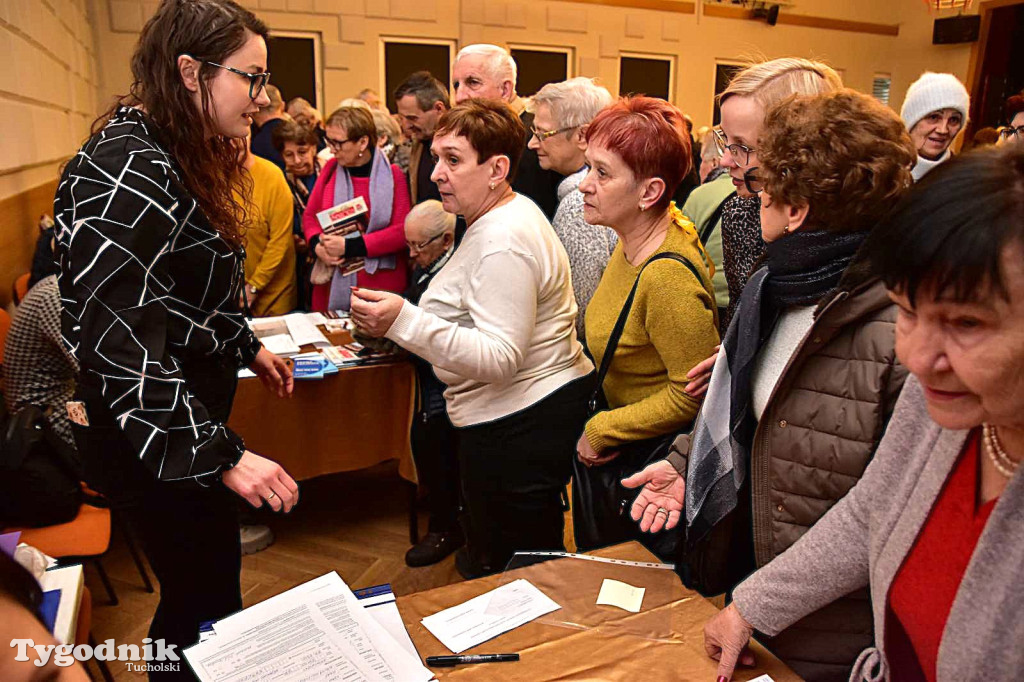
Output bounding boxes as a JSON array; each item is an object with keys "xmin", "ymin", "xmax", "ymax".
[{"xmin": 184, "ymin": 572, "xmax": 432, "ymax": 682}]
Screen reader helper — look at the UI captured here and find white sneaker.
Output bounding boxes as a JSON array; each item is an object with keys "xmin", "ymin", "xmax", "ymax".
[{"xmin": 240, "ymin": 524, "xmax": 274, "ymax": 555}]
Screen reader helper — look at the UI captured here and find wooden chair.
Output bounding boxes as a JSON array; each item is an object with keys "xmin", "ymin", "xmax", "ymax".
[{"xmin": 13, "ymin": 273, "xmax": 30, "ymax": 306}]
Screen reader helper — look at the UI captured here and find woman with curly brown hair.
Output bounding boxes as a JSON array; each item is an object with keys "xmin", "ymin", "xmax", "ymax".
[
  {"xmin": 625, "ymin": 89, "xmax": 916, "ymax": 681},
  {"xmin": 54, "ymin": 2, "xmax": 297, "ymax": 676}
]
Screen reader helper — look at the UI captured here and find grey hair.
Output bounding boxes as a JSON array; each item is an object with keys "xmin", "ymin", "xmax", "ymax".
[
  {"xmin": 532, "ymin": 77, "xmax": 613, "ymax": 131},
  {"xmin": 261, "ymin": 84, "xmax": 284, "ymax": 113},
  {"xmin": 371, "ymin": 109, "xmax": 401, "ymax": 144},
  {"xmin": 337, "ymin": 97, "xmax": 372, "ymax": 111},
  {"xmin": 406, "ymin": 200, "xmax": 456, "ymax": 240},
  {"xmin": 455, "ymin": 44, "xmax": 517, "ymax": 90},
  {"xmin": 701, "ymin": 129, "xmax": 722, "ymax": 161}
]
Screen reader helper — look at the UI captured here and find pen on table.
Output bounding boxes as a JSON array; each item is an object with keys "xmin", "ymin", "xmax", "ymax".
[{"xmin": 425, "ymin": 654, "xmax": 520, "ymax": 667}]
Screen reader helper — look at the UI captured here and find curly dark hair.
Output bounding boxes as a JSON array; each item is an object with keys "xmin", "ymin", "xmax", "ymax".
[
  {"xmin": 95, "ymin": 0, "xmax": 268, "ymax": 248},
  {"xmin": 758, "ymin": 88, "xmax": 916, "ymax": 234},
  {"xmin": 271, "ymin": 120, "xmax": 321, "ymax": 153}
]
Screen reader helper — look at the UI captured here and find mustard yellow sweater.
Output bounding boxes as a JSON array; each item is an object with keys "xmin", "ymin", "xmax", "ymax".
[
  {"xmin": 583, "ymin": 206, "xmax": 720, "ymax": 452},
  {"xmin": 242, "ymin": 156, "xmax": 297, "ymax": 317}
]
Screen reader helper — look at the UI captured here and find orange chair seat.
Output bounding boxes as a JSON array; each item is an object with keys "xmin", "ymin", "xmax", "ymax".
[{"xmin": 9, "ymin": 503, "xmax": 112, "ymax": 558}]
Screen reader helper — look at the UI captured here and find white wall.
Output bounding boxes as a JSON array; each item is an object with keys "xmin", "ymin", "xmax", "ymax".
[
  {"xmin": 0, "ymin": 0, "xmax": 99, "ymax": 201},
  {"xmin": 88, "ymin": 0, "xmax": 975, "ymax": 132}
]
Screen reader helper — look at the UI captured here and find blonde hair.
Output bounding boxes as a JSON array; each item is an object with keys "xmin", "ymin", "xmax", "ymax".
[{"xmin": 720, "ymin": 57, "xmax": 842, "ymax": 113}]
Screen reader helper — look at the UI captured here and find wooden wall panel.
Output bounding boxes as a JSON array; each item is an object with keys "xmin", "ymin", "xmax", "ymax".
[{"xmin": 0, "ymin": 180, "xmax": 57, "ymax": 309}]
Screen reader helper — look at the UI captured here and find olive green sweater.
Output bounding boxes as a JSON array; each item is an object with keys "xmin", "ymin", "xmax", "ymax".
[{"xmin": 583, "ymin": 207, "xmax": 720, "ymax": 452}]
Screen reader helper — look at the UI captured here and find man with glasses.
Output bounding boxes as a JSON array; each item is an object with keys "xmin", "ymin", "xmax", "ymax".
[
  {"xmin": 399, "ymin": 201, "xmax": 465, "ymax": 567},
  {"xmin": 394, "ymin": 72, "xmax": 450, "ymax": 204}
]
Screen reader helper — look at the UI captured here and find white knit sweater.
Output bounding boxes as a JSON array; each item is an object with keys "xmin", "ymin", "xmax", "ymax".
[{"xmin": 386, "ymin": 194, "xmax": 593, "ymax": 426}]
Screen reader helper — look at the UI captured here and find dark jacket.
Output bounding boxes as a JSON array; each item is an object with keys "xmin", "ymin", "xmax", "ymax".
[
  {"xmin": 671, "ymin": 261, "xmax": 908, "ymax": 681},
  {"xmin": 513, "ymin": 110, "xmax": 562, "ymax": 221}
]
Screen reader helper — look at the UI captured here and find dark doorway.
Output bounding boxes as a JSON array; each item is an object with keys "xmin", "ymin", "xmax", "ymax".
[
  {"xmin": 510, "ymin": 48, "xmax": 570, "ymax": 97},
  {"xmin": 619, "ymin": 56, "xmax": 672, "ymax": 101},
  {"xmin": 383, "ymin": 42, "xmax": 452, "ymax": 113},
  {"xmin": 267, "ymin": 35, "xmax": 318, "ymax": 109},
  {"xmin": 969, "ymin": 1, "xmax": 1024, "ymax": 132},
  {"xmin": 712, "ymin": 63, "xmax": 744, "ymax": 125}
]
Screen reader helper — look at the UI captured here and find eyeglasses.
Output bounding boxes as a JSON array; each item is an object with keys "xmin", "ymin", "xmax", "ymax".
[
  {"xmin": 531, "ymin": 125, "xmax": 577, "ymax": 142},
  {"xmin": 325, "ymin": 135, "xmax": 358, "ymax": 150},
  {"xmin": 194, "ymin": 57, "xmax": 271, "ymax": 100},
  {"xmin": 742, "ymin": 167, "xmax": 764, "ymax": 195},
  {"xmin": 999, "ymin": 125, "xmax": 1024, "ymax": 142},
  {"xmin": 405, "ymin": 233, "xmax": 443, "ymax": 252},
  {"xmin": 713, "ymin": 127, "xmax": 756, "ymax": 167}
]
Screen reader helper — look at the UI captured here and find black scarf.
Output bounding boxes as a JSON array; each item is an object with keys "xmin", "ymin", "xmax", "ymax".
[{"xmin": 685, "ymin": 227, "xmax": 869, "ymax": 548}]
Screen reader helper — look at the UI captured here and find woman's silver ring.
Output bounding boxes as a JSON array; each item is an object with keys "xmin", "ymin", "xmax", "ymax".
[
  {"xmin": 656, "ymin": 507, "xmax": 668, "ymax": 516},
  {"xmin": 267, "ymin": 492, "xmax": 277, "ymax": 500}
]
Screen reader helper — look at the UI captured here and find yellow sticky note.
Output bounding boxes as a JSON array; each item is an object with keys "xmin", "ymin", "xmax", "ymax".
[{"xmin": 596, "ymin": 579, "xmax": 645, "ymax": 613}]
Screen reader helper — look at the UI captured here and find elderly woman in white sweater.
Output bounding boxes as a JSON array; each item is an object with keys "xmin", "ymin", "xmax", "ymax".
[
  {"xmin": 528, "ymin": 77, "xmax": 617, "ymax": 344},
  {"xmin": 351, "ymin": 99, "xmax": 593, "ymax": 579}
]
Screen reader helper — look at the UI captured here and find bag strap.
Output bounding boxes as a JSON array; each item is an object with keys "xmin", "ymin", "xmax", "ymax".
[
  {"xmin": 589, "ymin": 252, "xmax": 704, "ymax": 412},
  {"xmin": 698, "ymin": 190, "xmax": 737, "ymax": 246}
]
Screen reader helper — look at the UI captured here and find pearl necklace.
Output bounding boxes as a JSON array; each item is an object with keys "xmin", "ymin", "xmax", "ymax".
[{"xmin": 982, "ymin": 424, "xmax": 1019, "ymax": 479}]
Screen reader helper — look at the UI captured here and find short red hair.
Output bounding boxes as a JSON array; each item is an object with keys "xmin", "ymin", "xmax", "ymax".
[{"xmin": 585, "ymin": 96, "xmax": 692, "ymax": 210}]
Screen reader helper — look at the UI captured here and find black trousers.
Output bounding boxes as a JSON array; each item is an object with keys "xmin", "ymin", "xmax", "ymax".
[
  {"xmin": 73, "ymin": 357, "xmax": 242, "ymax": 682},
  {"xmin": 410, "ymin": 411, "xmax": 461, "ymax": 534},
  {"xmin": 457, "ymin": 373, "xmax": 594, "ymax": 573}
]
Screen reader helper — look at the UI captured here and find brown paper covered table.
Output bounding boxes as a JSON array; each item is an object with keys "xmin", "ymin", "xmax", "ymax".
[
  {"xmin": 228, "ymin": 328, "xmax": 418, "ymax": 483},
  {"xmin": 398, "ymin": 542, "xmax": 802, "ymax": 682}
]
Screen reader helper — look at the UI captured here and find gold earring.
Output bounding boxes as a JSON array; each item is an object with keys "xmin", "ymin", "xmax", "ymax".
[
  {"xmin": 489, "ymin": 182, "xmax": 496, "ymax": 190},
  {"xmin": 639, "ymin": 202, "xmax": 646, "ymax": 212},
  {"xmin": 783, "ymin": 225, "xmax": 791, "ymax": 235}
]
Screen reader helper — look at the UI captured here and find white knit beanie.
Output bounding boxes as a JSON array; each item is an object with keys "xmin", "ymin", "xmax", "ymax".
[{"xmin": 901, "ymin": 72, "xmax": 970, "ymax": 131}]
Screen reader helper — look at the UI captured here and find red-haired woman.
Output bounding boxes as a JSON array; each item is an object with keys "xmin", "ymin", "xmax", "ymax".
[
  {"xmin": 571, "ymin": 96, "xmax": 721, "ymax": 557},
  {"xmin": 54, "ymin": 1, "xmax": 297, "ymax": 673}
]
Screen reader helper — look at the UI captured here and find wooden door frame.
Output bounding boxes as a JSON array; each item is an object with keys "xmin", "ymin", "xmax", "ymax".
[{"xmin": 964, "ymin": 0, "xmax": 1024, "ymax": 131}]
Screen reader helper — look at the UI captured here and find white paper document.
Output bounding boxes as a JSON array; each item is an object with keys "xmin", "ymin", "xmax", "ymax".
[
  {"xmin": 184, "ymin": 572, "xmax": 432, "ymax": 682},
  {"xmin": 357, "ymin": 588, "xmax": 421, "ymax": 662},
  {"xmin": 260, "ymin": 333, "xmax": 301, "ymax": 357},
  {"xmin": 596, "ymin": 579, "xmax": 645, "ymax": 613},
  {"xmin": 284, "ymin": 312, "xmax": 331, "ymax": 348},
  {"xmin": 420, "ymin": 579, "xmax": 560, "ymax": 654}
]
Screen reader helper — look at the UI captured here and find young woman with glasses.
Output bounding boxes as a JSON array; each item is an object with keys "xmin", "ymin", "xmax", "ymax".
[{"xmin": 54, "ymin": 2, "xmax": 297, "ymax": 677}]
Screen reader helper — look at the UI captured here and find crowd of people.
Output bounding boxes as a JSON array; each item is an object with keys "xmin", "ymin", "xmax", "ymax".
[{"xmin": 3, "ymin": 0, "xmax": 1024, "ymax": 680}]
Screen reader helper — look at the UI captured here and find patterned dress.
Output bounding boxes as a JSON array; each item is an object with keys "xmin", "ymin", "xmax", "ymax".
[
  {"xmin": 720, "ymin": 194, "xmax": 765, "ymax": 330},
  {"xmin": 2, "ymin": 276, "xmax": 79, "ymax": 447},
  {"xmin": 53, "ymin": 106, "xmax": 261, "ymax": 484}
]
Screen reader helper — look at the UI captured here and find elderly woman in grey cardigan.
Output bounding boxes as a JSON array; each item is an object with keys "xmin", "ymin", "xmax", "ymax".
[
  {"xmin": 527, "ymin": 77, "xmax": 617, "ymax": 343},
  {"xmin": 705, "ymin": 145, "xmax": 1024, "ymax": 681}
]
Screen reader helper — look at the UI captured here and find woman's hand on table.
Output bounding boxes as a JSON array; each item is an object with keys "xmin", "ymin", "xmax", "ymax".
[
  {"xmin": 223, "ymin": 450, "xmax": 299, "ymax": 513},
  {"xmin": 703, "ymin": 603, "xmax": 756, "ymax": 681},
  {"xmin": 576, "ymin": 433, "xmax": 620, "ymax": 467},
  {"xmin": 250, "ymin": 346, "xmax": 294, "ymax": 398},
  {"xmin": 314, "ymin": 241, "xmax": 342, "ymax": 266},
  {"xmin": 349, "ymin": 287, "xmax": 404, "ymax": 337},
  {"xmin": 620, "ymin": 459, "xmax": 684, "ymax": 532},
  {"xmin": 684, "ymin": 345, "xmax": 721, "ymax": 398},
  {"xmin": 320, "ymin": 233, "xmax": 347, "ymax": 258}
]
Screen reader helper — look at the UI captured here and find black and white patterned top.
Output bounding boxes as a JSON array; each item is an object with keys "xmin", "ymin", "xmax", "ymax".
[
  {"xmin": 2, "ymin": 276, "xmax": 79, "ymax": 447},
  {"xmin": 54, "ymin": 107, "xmax": 261, "ymax": 484}
]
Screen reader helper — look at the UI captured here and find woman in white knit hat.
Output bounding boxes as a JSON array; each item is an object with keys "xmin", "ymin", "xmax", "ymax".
[{"xmin": 901, "ymin": 71, "xmax": 970, "ymax": 181}]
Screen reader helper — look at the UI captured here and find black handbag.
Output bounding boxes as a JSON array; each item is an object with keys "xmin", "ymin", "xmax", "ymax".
[{"xmin": 572, "ymin": 253, "xmax": 705, "ymax": 562}]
